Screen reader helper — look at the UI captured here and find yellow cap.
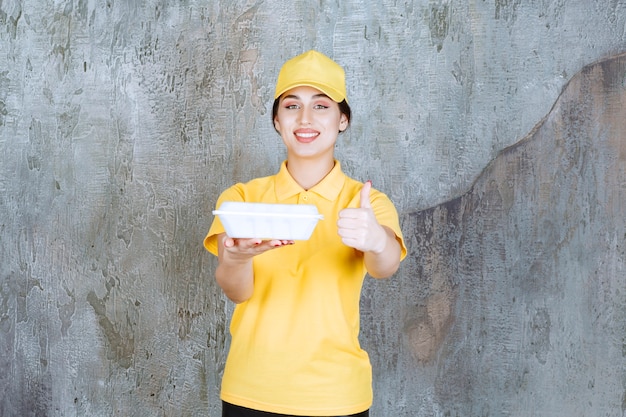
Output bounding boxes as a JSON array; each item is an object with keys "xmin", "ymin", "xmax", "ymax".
[{"xmin": 274, "ymin": 50, "xmax": 347, "ymax": 103}]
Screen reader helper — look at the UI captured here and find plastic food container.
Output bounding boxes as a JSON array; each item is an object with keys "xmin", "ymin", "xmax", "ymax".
[{"xmin": 212, "ymin": 202, "xmax": 324, "ymax": 240}]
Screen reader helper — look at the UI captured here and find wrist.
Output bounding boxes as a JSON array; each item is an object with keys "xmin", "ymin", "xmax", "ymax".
[{"xmin": 368, "ymin": 225, "xmax": 388, "ymax": 255}]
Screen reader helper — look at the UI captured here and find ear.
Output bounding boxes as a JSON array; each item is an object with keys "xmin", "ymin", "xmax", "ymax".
[{"xmin": 339, "ymin": 114, "xmax": 349, "ymax": 132}]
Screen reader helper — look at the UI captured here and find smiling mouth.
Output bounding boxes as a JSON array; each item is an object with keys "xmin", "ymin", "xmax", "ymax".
[{"xmin": 295, "ymin": 131, "xmax": 319, "ymax": 142}]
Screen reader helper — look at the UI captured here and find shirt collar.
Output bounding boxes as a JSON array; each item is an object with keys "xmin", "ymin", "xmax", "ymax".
[{"xmin": 275, "ymin": 160, "xmax": 346, "ymax": 202}]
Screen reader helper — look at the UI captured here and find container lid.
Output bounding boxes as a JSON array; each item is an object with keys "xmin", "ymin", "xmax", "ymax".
[{"xmin": 213, "ymin": 202, "xmax": 324, "ymax": 219}]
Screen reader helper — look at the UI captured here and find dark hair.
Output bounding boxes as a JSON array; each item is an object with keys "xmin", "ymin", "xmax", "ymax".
[{"xmin": 271, "ymin": 98, "xmax": 352, "ymax": 133}]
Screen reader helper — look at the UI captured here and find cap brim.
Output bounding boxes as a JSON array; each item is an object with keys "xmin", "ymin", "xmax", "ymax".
[{"xmin": 274, "ymin": 82, "xmax": 346, "ymax": 103}]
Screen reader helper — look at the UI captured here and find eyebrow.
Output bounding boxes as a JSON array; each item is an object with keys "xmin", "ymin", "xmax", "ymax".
[{"xmin": 282, "ymin": 93, "xmax": 331, "ymax": 100}]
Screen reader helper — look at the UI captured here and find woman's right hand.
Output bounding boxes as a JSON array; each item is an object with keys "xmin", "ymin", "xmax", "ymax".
[{"xmin": 221, "ymin": 236, "xmax": 294, "ymax": 262}]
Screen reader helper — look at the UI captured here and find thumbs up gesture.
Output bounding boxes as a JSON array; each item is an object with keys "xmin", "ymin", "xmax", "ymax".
[{"xmin": 337, "ymin": 180, "xmax": 387, "ymax": 254}]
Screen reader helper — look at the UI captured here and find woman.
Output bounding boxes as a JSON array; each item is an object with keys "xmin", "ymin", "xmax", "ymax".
[{"xmin": 204, "ymin": 50, "xmax": 407, "ymax": 417}]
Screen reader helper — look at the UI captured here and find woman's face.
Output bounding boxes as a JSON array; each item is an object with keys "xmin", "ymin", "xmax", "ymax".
[{"xmin": 273, "ymin": 86, "xmax": 349, "ymax": 162}]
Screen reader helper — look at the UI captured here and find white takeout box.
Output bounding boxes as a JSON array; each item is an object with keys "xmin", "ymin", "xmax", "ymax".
[{"xmin": 212, "ymin": 202, "xmax": 324, "ymax": 240}]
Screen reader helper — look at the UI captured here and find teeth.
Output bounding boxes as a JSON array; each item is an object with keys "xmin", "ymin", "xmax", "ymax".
[{"xmin": 297, "ymin": 132, "xmax": 317, "ymax": 138}]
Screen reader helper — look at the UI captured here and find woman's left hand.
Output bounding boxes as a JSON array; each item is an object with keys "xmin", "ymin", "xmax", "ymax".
[{"xmin": 337, "ymin": 181, "xmax": 387, "ymax": 254}]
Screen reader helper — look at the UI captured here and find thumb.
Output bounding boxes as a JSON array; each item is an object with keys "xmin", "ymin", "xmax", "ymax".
[{"xmin": 359, "ymin": 180, "xmax": 372, "ymax": 209}]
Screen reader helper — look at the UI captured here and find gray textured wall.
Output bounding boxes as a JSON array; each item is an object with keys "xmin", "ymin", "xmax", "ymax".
[{"xmin": 1, "ymin": 1, "xmax": 625, "ymax": 416}]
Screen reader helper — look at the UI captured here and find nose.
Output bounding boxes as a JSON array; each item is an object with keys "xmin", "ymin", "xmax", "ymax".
[{"xmin": 298, "ymin": 106, "xmax": 312, "ymax": 125}]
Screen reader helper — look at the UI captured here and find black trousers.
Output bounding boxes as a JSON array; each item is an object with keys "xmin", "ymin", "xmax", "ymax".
[{"xmin": 222, "ymin": 401, "xmax": 369, "ymax": 417}]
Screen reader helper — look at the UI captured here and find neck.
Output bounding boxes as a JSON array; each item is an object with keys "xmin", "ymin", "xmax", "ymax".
[{"xmin": 286, "ymin": 156, "xmax": 335, "ymax": 190}]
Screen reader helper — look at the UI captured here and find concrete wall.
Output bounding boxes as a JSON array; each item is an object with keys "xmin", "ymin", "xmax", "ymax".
[{"xmin": 1, "ymin": 1, "xmax": 625, "ymax": 416}]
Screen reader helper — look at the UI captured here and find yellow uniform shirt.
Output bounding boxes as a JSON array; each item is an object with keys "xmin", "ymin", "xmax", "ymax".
[{"xmin": 204, "ymin": 161, "xmax": 406, "ymax": 416}]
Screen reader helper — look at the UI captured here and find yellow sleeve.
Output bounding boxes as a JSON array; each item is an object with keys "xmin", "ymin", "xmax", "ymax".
[
  {"xmin": 370, "ymin": 189, "xmax": 408, "ymax": 261},
  {"xmin": 203, "ymin": 184, "xmax": 246, "ymax": 256}
]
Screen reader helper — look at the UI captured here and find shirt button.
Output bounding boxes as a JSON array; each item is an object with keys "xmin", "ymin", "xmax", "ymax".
[{"xmin": 302, "ymin": 195, "xmax": 308, "ymax": 201}]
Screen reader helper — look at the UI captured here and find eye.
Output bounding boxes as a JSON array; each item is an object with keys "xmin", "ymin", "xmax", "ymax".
[
  {"xmin": 283, "ymin": 103, "xmax": 300, "ymax": 110},
  {"xmin": 314, "ymin": 103, "xmax": 329, "ymax": 109}
]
